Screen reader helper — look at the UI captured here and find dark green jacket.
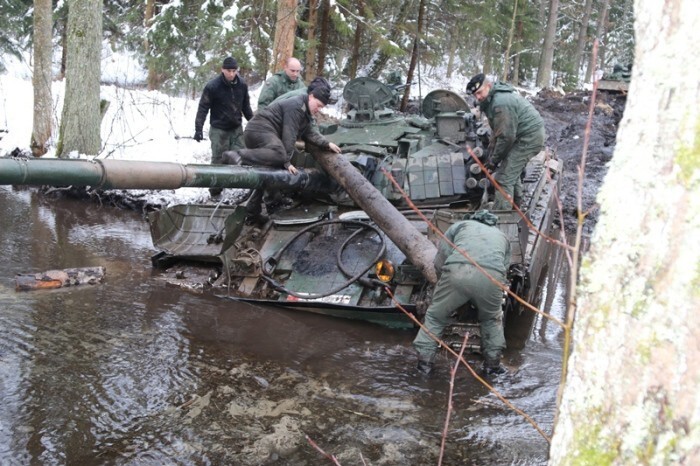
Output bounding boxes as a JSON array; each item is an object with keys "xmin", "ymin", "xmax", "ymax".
[
  {"xmin": 478, "ymin": 83, "xmax": 544, "ymax": 163},
  {"xmin": 257, "ymin": 71, "xmax": 306, "ymax": 111},
  {"xmin": 434, "ymin": 220, "xmax": 510, "ymax": 276},
  {"xmin": 245, "ymin": 94, "xmax": 330, "ymax": 158}
]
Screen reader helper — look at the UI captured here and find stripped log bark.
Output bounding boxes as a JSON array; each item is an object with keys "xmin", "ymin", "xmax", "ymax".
[
  {"xmin": 15, "ymin": 266, "xmax": 106, "ymax": 291},
  {"xmin": 310, "ymin": 147, "xmax": 438, "ymax": 284}
]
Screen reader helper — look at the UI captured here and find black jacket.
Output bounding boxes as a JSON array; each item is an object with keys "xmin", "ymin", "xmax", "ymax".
[
  {"xmin": 244, "ymin": 94, "xmax": 330, "ymax": 156},
  {"xmin": 195, "ymin": 74, "xmax": 253, "ymax": 132}
]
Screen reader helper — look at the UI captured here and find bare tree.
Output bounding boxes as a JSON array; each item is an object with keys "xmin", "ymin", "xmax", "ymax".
[
  {"xmin": 573, "ymin": 0, "xmax": 594, "ymax": 86},
  {"xmin": 31, "ymin": 0, "xmax": 53, "ymax": 157},
  {"xmin": 270, "ymin": 0, "xmax": 298, "ymax": 74},
  {"xmin": 56, "ymin": 0, "xmax": 102, "ymax": 157},
  {"xmin": 536, "ymin": 0, "xmax": 559, "ymax": 87},
  {"xmin": 584, "ymin": 0, "xmax": 609, "ymax": 84},
  {"xmin": 549, "ymin": 0, "xmax": 700, "ymax": 463},
  {"xmin": 400, "ymin": 0, "xmax": 425, "ymax": 112}
]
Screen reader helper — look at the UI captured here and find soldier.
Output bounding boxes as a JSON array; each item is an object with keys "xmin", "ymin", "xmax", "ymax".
[
  {"xmin": 194, "ymin": 56, "xmax": 254, "ymax": 197},
  {"xmin": 221, "ymin": 82, "xmax": 342, "ymax": 225},
  {"xmin": 412, "ymin": 210, "xmax": 510, "ymax": 376},
  {"xmin": 466, "ymin": 73, "xmax": 545, "ymax": 210},
  {"xmin": 257, "ymin": 57, "xmax": 306, "ymax": 112}
]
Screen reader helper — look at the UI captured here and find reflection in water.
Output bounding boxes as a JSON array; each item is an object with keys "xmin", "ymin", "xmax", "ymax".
[{"xmin": 0, "ymin": 186, "xmax": 567, "ymax": 465}]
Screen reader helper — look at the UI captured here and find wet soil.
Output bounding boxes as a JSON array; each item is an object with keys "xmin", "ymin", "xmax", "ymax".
[{"xmin": 531, "ymin": 89, "xmax": 627, "ymax": 237}]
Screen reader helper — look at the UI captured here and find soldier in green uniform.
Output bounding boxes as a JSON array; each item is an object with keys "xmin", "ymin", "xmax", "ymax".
[
  {"xmin": 466, "ymin": 74, "xmax": 545, "ymax": 210},
  {"xmin": 412, "ymin": 210, "xmax": 510, "ymax": 375},
  {"xmin": 257, "ymin": 57, "xmax": 306, "ymax": 111}
]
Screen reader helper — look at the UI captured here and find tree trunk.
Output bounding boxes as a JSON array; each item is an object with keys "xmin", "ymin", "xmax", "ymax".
[
  {"xmin": 310, "ymin": 147, "xmax": 438, "ymax": 284},
  {"xmin": 573, "ymin": 0, "xmax": 593, "ymax": 86},
  {"xmin": 57, "ymin": 0, "xmax": 102, "ymax": 158},
  {"xmin": 400, "ymin": 0, "xmax": 425, "ymax": 112},
  {"xmin": 549, "ymin": 0, "xmax": 700, "ymax": 463},
  {"xmin": 271, "ymin": 0, "xmax": 298, "ymax": 74},
  {"xmin": 445, "ymin": 23, "xmax": 458, "ymax": 79},
  {"xmin": 584, "ymin": 0, "xmax": 609, "ymax": 84},
  {"xmin": 536, "ymin": 0, "xmax": 559, "ymax": 87},
  {"xmin": 317, "ymin": 0, "xmax": 330, "ymax": 75},
  {"xmin": 144, "ymin": 0, "xmax": 160, "ymax": 91},
  {"xmin": 348, "ymin": 0, "xmax": 365, "ymax": 80},
  {"xmin": 502, "ymin": 0, "xmax": 519, "ymax": 81},
  {"xmin": 304, "ymin": 0, "xmax": 319, "ymax": 80},
  {"xmin": 31, "ymin": 0, "xmax": 53, "ymax": 157}
]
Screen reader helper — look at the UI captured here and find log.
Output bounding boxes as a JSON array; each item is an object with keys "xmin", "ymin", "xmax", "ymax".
[
  {"xmin": 14, "ymin": 266, "xmax": 106, "ymax": 291},
  {"xmin": 310, "ymin": 147, "xmax": 438, "ymax": 284}
]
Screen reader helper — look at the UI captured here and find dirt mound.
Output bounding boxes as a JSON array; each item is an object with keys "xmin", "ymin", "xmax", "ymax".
[{"xmin": 532, "ymin": 89, "xmax": 626, "ymax": 237}]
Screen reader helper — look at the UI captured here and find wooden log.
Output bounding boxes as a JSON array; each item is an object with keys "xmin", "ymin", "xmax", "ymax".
[
  {"xmin": 14, "ymin": 266, "xmax": 106, "ymax": 291},
  {"xmin": 310, "ymin": 147, "xmax": 438, "ymax": 284}
]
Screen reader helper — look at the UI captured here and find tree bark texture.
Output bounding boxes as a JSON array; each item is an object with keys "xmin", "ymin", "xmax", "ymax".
[
  {"xmin": 31, "ymin": 0, "xmax": 53, "ymax": 157},
  {"xmin": 310, "ymin": 147, "xmax": 438, "ymax": 284},
  {"xmin": 15, "ymin": 267, "xmax": 106, "ymax": 291},
  {"xmin": 549, "ymin": 0, "xmax": 700, "ymax": 463},
  {"xmin": 536, "ymin": 0, "xmax": 559, "ymax": 87},
  {"xmin": 348, "ymin": 0, "xmax": 366, "ymax": 80},
  {"xmin": 57, "ymin": 0, "xmax": 102, "ymax": 157},
  {"xmin": 573, "ymin": 0, "xmax": 593, "ymax": 84},
  {"xmin": 304, "ymin": 0, "xmax": 319, "ymax": 80},
  {"xmin": 316, "ymin": 0, "xmax": 330, "ymax": 75},
  {"xmin": 271, "ymin": 0, "xmax": 298, "ymax": 74}
]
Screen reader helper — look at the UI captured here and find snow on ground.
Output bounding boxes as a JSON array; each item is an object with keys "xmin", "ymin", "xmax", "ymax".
[{"xmin": 0, "ymin": 52, "xmax": 470, "ymax": 206}]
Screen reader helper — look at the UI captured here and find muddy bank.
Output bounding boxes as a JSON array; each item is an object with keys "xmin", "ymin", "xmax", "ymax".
[{"xmin": 532, "ymin": 89, "xmax": 626, "ymax": 236}]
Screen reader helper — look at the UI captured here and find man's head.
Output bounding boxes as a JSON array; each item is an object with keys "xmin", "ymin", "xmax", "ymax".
[
  {"xmin": 221, "ymin": 56, "xmax": 238, "ymax": 82},
  {"xmin": 284, "ymin": 57, "xmax": 302, "ymax": 82},
  {"xmin": 308, "ymin": 86, "xmax": 330, "ymax": 115},
  {"xmin": 466, "ymin": 73, "xmax": 492, "ymax": 102}
]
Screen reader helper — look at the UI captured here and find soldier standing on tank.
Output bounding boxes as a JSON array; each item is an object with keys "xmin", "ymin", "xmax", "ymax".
[
  {"xmin": 257, "ymin": 57, "xmax": 306, "ymax": 112},
  {"xmin": 466, "ymin": 73, "xmax": 545, "ymax": 210},
  {"xmin": 413, "ymin": 210, "xmax": 510, "ymax": 376},
  {"xmin": 193, "ymin": 56, "xmax": 254, "ymax": 197},
  {"xmin": 221, "ymin": 81, "xmax": 342, "ymax": 225}
]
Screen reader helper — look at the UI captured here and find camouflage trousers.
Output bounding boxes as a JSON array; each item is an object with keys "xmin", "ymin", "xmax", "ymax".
[
  {"xmin": 493, "ymin": 126, "xmax": 545, "ymax": 210},
  {"xmin": 209, "ymin": 126, "xmax": 245, "ymax": 165},
  {"xmin": 412, "ymin": 262, "xmax": 506, "ymax": 362}
]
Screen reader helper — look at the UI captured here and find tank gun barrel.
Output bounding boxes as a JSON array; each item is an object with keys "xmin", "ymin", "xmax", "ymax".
[{"xmin": 0, "ymin": 158, "xmax": 331, "ymax": 192}]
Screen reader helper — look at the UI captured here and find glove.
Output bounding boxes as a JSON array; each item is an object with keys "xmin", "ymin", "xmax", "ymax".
[
  {"xmin": 194, "ymin": 130, "xmax": 203, "ymax": 142},
  {"xmin": 484, "ymin": 156, "xmax": 498, "ymax": 172}
]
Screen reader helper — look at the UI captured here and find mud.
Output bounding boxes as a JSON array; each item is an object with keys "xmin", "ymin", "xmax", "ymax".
[{"xmin": 532, "ymin": 89, "xmax": 626, "ymax": 236}]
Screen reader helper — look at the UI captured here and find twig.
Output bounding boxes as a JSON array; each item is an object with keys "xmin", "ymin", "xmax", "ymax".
[
  {"xmin": 306, "ymin": 435, "xmax": 342, "ymax": 465},
  {"xmin": 438, "ymin": 332, "xmax": 470, "ymax": 465}
]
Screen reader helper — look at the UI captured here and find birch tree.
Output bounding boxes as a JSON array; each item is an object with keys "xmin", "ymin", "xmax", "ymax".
[
  {"xmin": 31, "ymin": 0, "xmax": 52, "ymax": 157},
  {"xmin": 549, "ymin": 0, "xmax": 700, "ymax": 463},
  {"xmin": 56, "ymin": 0, "xmax": 102, "ymax": 157}
]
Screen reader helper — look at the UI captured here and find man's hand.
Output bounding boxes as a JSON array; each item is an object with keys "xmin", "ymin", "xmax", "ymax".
[
  {"xmin": 328, "ymin": 142, "xmax": 342, "ymax": 154},
  {"xmin": 287, "ymin": 164, "xmax": 299, "ymax": 175},
  {"xmin": 194, "ymin": 130, "xmax": 203, "ymax": 142}
]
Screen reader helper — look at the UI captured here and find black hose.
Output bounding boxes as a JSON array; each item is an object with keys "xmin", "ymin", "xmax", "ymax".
[{"xmin": 261, "ymin": 219, "xmax": 386, "ymax": 299}]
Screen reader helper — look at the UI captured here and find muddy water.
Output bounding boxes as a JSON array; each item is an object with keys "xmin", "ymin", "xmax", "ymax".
[{"xmin": 0, "ymin": 185, "xmax": 568, "ymax": 465}]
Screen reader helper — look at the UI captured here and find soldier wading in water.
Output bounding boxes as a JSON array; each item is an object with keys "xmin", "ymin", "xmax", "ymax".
[{"xmin": 413, "ymin": 210, "xmax": 509, "ymax": 376}]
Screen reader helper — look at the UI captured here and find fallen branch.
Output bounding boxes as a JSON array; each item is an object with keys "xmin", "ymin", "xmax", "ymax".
[{"xmin": 14, "ymin": 266, "xmax": 106, "ymax": 291}]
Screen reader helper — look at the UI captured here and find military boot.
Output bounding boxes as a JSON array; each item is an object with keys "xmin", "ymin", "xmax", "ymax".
[
  {"xmin": 416, "ymin": 354, "xmax": 435, "ymax": 376},
  {"xmin": 482, "ymin": 358, "xmax": 506, "ymax": 375},
  {"xmin": 221, "ymin": 150, "xmax": 241, "ymax": 165}
]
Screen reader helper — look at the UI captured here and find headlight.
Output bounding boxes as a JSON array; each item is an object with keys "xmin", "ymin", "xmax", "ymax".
[{"xmin": 375, "ymin": 259, "xmax": 395, "ymax": 282}]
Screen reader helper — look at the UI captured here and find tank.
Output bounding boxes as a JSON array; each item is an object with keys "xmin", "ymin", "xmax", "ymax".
[{"xmin": 0, "ymin": 78, "xmax": 563, "ymax": 339}]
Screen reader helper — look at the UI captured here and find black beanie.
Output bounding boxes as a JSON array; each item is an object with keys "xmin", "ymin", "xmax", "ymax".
[
  {"xmin": 222, "ymin": 57, "xmax": 238, "ymax": 69},
  {"xmin": 311, "ymin": 86, "xmax": 331, "ymax": 105},
  {"xmin": 466, "ymin": 73, "xmax": 485, "ymax": 94}
]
